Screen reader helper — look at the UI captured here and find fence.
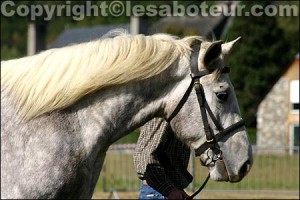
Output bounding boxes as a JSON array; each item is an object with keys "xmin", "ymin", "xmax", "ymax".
[{"xmin": 95, "ymin": 144, "xmax": 299, "ymax": 196}]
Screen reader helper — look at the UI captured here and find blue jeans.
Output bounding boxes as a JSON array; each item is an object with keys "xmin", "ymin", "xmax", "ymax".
[{"xmin": 139, "ymin": 181, "xmax": 165, "ymax": 199}]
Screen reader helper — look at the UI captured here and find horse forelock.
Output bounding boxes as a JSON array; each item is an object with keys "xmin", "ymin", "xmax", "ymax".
[{"xmin": 1, "ymin": 31, "xmax": 204, "ymax": 120}]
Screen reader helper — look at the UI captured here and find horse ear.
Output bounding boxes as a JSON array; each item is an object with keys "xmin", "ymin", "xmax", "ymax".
[
  {"xmin": 221, "ymin": 37, "xmax": 241, "ymax": 55},
  {"xmin": 203, "ymin": 40, "xmax": 222, "ymax": 68}
]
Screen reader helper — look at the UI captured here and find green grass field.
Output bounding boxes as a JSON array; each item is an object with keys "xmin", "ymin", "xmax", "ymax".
[
  {"xmin": 92, "ymin": 190, "xmax": 299, "ymax": 199},
  {"xmin": 94, "ymin": 152, "xmax": 299, "ymax": 193},
  {"xmin": 94, "ymin": 130, "xmax": 299, "ymax": 198},
  {"xmin": 192, "ymin": 154, "xmax": 299, "ymax": 191}
]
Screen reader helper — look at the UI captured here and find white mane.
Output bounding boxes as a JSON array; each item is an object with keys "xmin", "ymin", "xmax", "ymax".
[{"xmin": 1, "ymin": 31, "xmax": 204, "ymax": 119}]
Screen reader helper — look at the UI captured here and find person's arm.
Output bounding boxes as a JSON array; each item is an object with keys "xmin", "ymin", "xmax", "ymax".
[
  {"xmin": 144, "ymin": 164, "xmax": 189, "ymax": 199},
  {"xmin": 133, "ymin": 118, "xmax": 189, "ymax": 198}
]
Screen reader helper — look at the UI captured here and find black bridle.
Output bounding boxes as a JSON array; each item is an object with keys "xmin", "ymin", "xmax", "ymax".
[{"xmin": 166, "ymin": 49, "xmax": 245, "ymax": 199}]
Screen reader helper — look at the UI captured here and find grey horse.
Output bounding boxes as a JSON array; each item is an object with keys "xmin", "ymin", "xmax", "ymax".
[{"xmin": 1, "ymin": 32, "xmax": 252, "ymax": 198}]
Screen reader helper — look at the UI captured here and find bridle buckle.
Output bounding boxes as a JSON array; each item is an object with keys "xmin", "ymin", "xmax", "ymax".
[
  {"xmin": 206, "ymin": 138, "xmax": 214, "ymax": 143},
  {"xmin": 206, "ymin": 147, "xmax": 222, "ymax": 165}
]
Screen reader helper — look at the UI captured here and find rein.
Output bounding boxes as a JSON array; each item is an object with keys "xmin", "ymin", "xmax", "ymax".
[{"xmin": 166, "ymin": 47, "xmax": 245, "ymax": 199}]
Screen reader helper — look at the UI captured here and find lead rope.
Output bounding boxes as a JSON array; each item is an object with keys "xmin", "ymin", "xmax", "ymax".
[{"xmin": 186, "ymin": 173, "xmax": 210, "ymax": 200}]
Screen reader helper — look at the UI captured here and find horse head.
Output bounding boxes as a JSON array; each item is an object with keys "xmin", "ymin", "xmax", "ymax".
[{"xmin": 164, "ymin": 37, "xmax": 253, "ymax": 182}]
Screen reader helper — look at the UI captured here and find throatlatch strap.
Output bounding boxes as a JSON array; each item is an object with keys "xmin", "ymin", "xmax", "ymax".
[{"xmin": 166, "ymin": 80, "xmax": 195, "ymax": 123}]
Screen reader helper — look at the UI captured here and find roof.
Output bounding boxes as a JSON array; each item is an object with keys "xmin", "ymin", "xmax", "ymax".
[
  {"xmin": 48, "ymin": 24, "xmax": 130, "ymax": 49},
  {"xmin": 149, "ymin": 15, "xmax": 230, "ymax": 39},
  {"xmin": 48, "ymin": 11, "xmax": 232, "ymax": 49},
  {"xmin": 282, "ymin": 52, "xmax": 299, "ymax": 80}
]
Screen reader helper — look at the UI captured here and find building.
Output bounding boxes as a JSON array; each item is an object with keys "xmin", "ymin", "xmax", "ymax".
[
  {"xmin": 149, "ymin": 14, "xmax": 231, "ymax": 39},
  {"xmin": 47, "ymin": 16, "xmax": 231, "ymax": 50},
  {"xmin": 26, "ymin": 1, "xmax": 238, "ymax": 54},
  {"xmin": 149, "ymin": 1, "xmax": 237, "ymax": 39},
  {"xmin": 47, "ymin": 4, "xmax": 233, "ymax": 50},
  {"xmin": 47, "ymin": 24, "xmax": 130, "ymax": 49},
  {"xmin": 256, "ymin": 53, "xmax": 299, "ymax": 154}
]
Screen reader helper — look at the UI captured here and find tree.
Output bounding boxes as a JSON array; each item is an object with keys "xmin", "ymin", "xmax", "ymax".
[
  {"xmin": 275, "ymin": 1, "xmax": 299, "ymax": 56},
  {"xmin": 223, "ymin": 1, "xmax": 296, "ymax": 128}
]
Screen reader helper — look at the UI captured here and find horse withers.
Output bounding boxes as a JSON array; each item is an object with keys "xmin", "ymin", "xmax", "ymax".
[{"xmin": 1, "ymin": 31, "xmax": 252, "ymax": 198}]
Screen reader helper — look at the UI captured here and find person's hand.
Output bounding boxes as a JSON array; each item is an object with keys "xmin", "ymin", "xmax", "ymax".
[{"xmin": 166, "ymin": 189, "xmax": 190, "ymax": 199}]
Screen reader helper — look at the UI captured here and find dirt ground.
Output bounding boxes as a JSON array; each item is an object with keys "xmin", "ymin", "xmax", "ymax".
[{"xmin": 92, "ymin": 191, "xmax": 299, "ymax": 199}]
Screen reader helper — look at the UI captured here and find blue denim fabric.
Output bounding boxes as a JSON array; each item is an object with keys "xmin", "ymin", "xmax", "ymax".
[{"xmin": 139, "ymin": 181, "xmax": 165, "ymax": 199}]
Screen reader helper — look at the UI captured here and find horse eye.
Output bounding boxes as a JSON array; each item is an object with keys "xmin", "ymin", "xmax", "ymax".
[{"xmin": 216, "ymin": 91, "xmax": 228, "ymax": 101}]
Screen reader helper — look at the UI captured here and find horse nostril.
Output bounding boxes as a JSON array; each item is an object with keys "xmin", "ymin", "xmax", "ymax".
[{"xmin": 239, "ymin": 160, "xmax": 251, "ymax": 177}]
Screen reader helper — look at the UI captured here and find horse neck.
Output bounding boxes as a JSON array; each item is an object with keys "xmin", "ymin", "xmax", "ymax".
[{"xmin": 73, "ymin": 70, "xmax": 176, "ymax": 149}]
